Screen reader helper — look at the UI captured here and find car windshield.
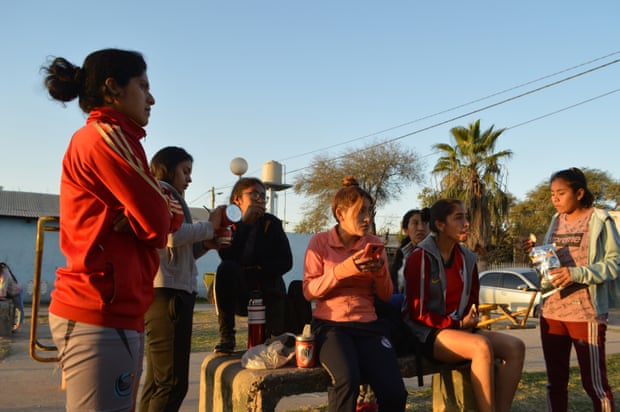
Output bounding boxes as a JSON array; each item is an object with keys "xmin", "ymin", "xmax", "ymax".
[{"xmin": 521, "ymin": 270, "xmax": 541, "ymax": 289}]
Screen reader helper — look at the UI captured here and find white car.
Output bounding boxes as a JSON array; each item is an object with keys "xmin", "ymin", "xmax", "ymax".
[{"xmin": 478, "ymin": 267, "xmax": 541, "ymax": 317}]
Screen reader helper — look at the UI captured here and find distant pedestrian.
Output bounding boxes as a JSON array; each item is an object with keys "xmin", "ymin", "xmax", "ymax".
[
  {"xmin": 0, "ymin": 262, "xmax": 24, "ymax": 331},
  {"xmin": 523, "ymin": 167, "xmax": 619, "ymax": 411},
  {"xmin": 42, "ymin": 48, "xmax": 178, "ymax": 412}
]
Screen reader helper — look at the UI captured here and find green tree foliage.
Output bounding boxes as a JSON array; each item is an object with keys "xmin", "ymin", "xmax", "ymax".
[
  {"xmin": 510, "ymin": 183, "xmax": 555, "ymax": 241},
  {"xmin": 422, "ymin": 120, "xmax": 513, "ymax": 254},
  {"xmin": 484, "ymin": 193, "xmax": 517, "ymax": 265},
  {"xmin": 292, "ymin": 140, "xmax": 424, "ymax": 234},
  {"xmin": 583, "ymin": 168, "xmax": 620, "ymax": 210}
]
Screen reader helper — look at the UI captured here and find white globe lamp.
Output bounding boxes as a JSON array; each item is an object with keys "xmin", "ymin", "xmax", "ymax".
[{"xmin": 230, "ymin": 157, "xmax": 248, "ymax": 178}]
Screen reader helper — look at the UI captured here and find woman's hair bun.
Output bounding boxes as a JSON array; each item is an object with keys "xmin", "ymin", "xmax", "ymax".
[{"xmin": 342, "ymin": 175, "xmax": 359, "ymax": 187}]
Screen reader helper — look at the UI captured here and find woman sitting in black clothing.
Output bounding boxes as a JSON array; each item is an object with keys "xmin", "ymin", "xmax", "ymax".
[{"xmin": 213, "ymin": 177, "xmax": 293, "ymax": 353}]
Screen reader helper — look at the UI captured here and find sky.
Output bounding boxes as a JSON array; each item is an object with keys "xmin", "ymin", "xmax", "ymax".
[{"xmin": 1, "ymin": 1, "xmax": 619, "ymax": 234}]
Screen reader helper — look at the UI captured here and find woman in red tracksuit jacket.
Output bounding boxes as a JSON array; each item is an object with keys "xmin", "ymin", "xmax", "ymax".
[{"xmin": 42, "ymin": 48, "xmax": 181, "ymax": 412}]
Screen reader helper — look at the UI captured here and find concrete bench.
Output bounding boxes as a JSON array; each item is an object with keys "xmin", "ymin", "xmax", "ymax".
[{"xmin": 199, "ymin": 351, "xmax": 471, "ymax": 412}]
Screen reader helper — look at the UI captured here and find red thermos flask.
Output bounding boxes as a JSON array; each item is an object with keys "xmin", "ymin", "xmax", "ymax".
[{"xmin": 247, "ymin": 291, "xmax": 266, "ymax": 348}]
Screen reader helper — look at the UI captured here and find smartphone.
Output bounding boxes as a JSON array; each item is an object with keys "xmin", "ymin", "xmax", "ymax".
[{"xmin": 362, "ymin": 242, "xmax": 384, "ymax": 259}]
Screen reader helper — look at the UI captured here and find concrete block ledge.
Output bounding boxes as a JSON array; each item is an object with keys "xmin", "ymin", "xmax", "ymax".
[{"xmin": 199, "ymin": 351, "xmax": 470, "ymax": 412}]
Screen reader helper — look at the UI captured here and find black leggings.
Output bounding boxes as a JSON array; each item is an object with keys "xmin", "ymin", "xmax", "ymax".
[
  {"xmin": 314, "ymin": 319, "xmax": 407, "ymax": 412},
  {"xmin": 215, "ymin": 260, "xmax": 286, "ymax": 337}
]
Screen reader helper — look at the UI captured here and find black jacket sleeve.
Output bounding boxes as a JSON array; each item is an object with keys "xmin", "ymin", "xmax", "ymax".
[
  {"xmin": 255, "ymin": 214, "xmax": 292, "ymax": 278},
  {"xmin": 218, "ymin": 214, "xmax": 292, "ymax": 279}
]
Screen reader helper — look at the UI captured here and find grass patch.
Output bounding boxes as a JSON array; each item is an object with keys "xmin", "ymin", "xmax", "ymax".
[
  {"xmin": 509, "ymin": 352, "xmax": 620, "ymax": 411},
  {"xmin": 191, "ymin": 305, "xmax": 620, "ymax": 411},
  {"xmin": 191, "ymin": 308, "xmax": 248, "ymax": 352},
  {"xmin": 284, "ymin": 354, "xmax": 620, "ymax": 411}
]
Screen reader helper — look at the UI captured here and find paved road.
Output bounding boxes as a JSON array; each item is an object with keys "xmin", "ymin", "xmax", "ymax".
[{"xmin": 1, "ymin": 305, "xmax": 619, "ymax": 411}]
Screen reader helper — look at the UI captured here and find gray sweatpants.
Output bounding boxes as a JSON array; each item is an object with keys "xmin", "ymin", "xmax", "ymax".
[{"xmin": 49, "ymin": 313, "xmax": 144, "ymax": 412}]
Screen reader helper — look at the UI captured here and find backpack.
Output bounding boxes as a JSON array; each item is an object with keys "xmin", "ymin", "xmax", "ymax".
[{"xmin": 284, "ymin": 280, "xmax": 312, "ymax": 335}]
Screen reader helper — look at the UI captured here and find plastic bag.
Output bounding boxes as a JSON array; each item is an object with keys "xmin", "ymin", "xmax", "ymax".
[
  {"xmin": 529, "ymin": 243, "xmax": 561, "ymax": 298},
  {"xmin": 241, "ymin": 333, "xmax": 296, "ymax": 369}
]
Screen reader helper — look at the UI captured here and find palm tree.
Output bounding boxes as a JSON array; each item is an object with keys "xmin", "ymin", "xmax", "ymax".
[{"xmin": 432, "ymin": 120, "xmax": 513, "ymax": 254}]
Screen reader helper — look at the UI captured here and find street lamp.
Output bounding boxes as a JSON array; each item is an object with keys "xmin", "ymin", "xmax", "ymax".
[{"xmin": 230, "ymin": 157, "xmax": 248, "ymax": 179}]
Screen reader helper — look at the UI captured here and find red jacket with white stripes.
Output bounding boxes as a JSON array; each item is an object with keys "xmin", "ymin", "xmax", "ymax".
[{"xmin": 50, "ymin": 107, "xmax": 175, "ymax": 331}]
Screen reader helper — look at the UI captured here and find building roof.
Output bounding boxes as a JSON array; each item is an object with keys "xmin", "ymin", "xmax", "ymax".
[
  {"xmin": 0, "ymin": 189, "xmax": 209, "ymax": 221},
  {"xmin": 0, "ymin": 190, "xmax": 60, "ymax": 218}
]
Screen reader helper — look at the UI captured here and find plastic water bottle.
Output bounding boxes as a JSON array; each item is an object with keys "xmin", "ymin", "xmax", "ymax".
[{"xmin": 247, "ymin": 290, "xmax": 266, "ymax": 348}]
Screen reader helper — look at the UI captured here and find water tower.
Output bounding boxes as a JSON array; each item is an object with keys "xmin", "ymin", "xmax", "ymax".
[{"xmin": 261, "ymin": 160, "xmax": 291, "ymax": 215}]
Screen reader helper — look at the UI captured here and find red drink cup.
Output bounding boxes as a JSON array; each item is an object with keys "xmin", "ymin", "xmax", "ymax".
[{"xmin": 295, "ymin": 335, "xmax": 316, "ymax": 368}]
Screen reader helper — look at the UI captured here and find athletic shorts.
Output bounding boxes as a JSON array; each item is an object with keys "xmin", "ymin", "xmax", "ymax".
[{"xmin": 421, "ymin": 327, "xmax": 480, "ymax": 362}]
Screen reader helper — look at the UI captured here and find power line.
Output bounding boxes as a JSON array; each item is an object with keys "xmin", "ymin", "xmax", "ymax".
[
  {"xmin": 506, "ymin": 89, "xmax": 620, "ymax": 130},
  {"xmin": 399, "ymin": 88, "xmax": 620, "ymax": 162},
  {"xmin": 284, "ymin": 89, "xmax": 620, "ymax": 228},
  {"xmin": 285, "ymin": 58, "xmax": 620, "ymax": 176},
  {"xmin": 190, "ymin": 53, "xmax": 620, "ymax": 205},
  {"xmin": 277, "ymin": 51, "xmax": 620, "ymax": 163}
]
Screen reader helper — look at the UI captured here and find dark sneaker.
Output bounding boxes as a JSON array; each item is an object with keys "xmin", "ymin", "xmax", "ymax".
[{"xmin": 214, "ymin": 339, "xmax": 236, "ymax": 354}]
